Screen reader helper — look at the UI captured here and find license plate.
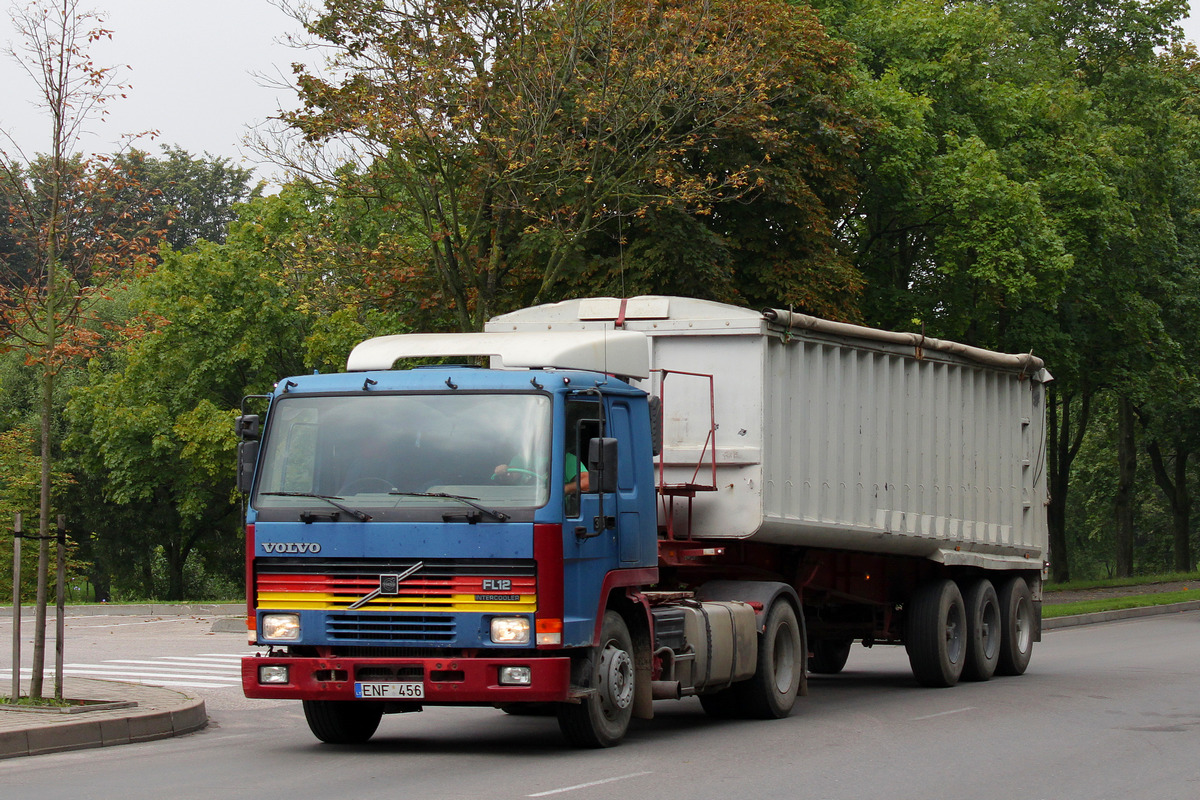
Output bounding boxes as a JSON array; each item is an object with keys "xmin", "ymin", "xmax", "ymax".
[{"xmin": 354, "ymin": 682, "xmax": 425, "ymax": 699}]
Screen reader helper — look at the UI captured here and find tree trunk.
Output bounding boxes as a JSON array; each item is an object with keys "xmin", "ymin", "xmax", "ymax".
[
  {"xmin": 1047, "ymin": 389, "xmax": 1070, "ymax": 582},
  {"xmin": 1146, "ymin": 438, "xmax": 1193, "ymax": 573},
  {"xmin": 1114, "ymin": 397, "xmax": 1137, "ymax": 578},
  {"xmin": 1047, "ymin": 387, "xmax": 1091, "ymax": 583}
]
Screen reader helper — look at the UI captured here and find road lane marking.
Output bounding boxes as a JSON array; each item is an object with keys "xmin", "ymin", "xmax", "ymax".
[
  {"xmin": 528, "ymin": 772, "xmax": 653, "ymax": 797},
  {"xmin": 911, "ymin": 706, "xmax": 977, "ymax": 721}
]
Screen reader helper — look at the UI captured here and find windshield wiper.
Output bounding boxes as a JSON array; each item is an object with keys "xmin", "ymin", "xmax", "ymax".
[
  {"xmin": 260, "ymin": 492, "xmax": 372, "ymax": 522},
  {"xmin": 388, "ymin": 491, "xmax": 510, "ymax": 522}
]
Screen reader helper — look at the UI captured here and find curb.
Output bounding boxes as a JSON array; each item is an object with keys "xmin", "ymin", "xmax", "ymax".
[
  {"xmin": 1043, "ymin": 599, "xmax": 1200, "ymax": 630},
  {"xmin": 0, "ymin": 678, "xmax": 207, "ymax": 760}
]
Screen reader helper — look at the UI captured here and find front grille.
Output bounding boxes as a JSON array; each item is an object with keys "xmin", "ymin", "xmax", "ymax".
[
  {"xmin": 256, "ymin": 557, "xmax": 537, "ymax": 613},
  {"xmin": 326, "ymin": 613, "xmax": 456, "ymax": 643}
]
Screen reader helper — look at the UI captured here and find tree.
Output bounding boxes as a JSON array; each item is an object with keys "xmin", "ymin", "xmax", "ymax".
[
  {"xmin": 822, "ymin": 0, "xmax": 1200, "ymax": 580},
  {"xmin": 113, "ymin": 145, "xmax": 262, "ymax": 250},
  {"xmin": 66, "ymin": 191, "xmax": 342, "ymax": 599},
  {"xmin": 0, "ymin": 0, "xmax": 157, "ymax": 700},
  {"xmin": 271, "ymin": 0, "xmax": 864, "ymax": 329}
]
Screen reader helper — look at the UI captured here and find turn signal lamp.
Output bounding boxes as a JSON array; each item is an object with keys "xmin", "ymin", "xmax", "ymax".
[{"xmin": 536, "ymin": 617, "xmax": 562, "ymax": 646}]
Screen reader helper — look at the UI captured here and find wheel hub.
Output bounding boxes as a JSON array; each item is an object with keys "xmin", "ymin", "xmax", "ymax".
[{"xmin": 598, "ymin": 645, "xmax": 634, "ymax": 710}]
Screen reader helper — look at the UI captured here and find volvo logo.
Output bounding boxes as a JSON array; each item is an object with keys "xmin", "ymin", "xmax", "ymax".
[
  {"xmin": 261, "ymin": 542, "xmax": 322, "ymax": 554},
  {"xmin": 347, "ymin": 561, "xmax": 425, "ymax": 610}
]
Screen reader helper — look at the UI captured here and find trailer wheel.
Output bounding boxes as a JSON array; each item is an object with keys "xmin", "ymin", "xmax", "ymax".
[
  {"xmin": 738, "ymin": 599, "xmax": 803, "ymax": 719},
  {"xmin": 302, "ymin": 700, "xmax": 383, "ymax": 744},
  {"xmin": 557, "ymin": 610, "xmax": 635, "ymax": 748},
  {"xmin": 996, "ymin": 576, "xmax": 1035, "ymax": 676},
  {"xmin": 808, "ymin": 638, "xmax": 854, "ymax": 675},
  {"xmin": 960, "ymin": 578, "xmax": 1000, "ymax": 681},
  {"xmin": 905, "ymin": 579, "xmax": 967, "ymax": 687}
]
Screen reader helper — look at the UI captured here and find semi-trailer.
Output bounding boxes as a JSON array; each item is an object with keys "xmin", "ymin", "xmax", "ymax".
[{"xmin": 239, "ymin": 295, "xmax": 1050, "ymax": 747}]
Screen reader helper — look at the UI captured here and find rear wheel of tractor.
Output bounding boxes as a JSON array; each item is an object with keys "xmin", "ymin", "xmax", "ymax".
[
  {"xmin": 302, "ymin": 700, "xmax": 383, "ymax": 744},
  {"xmin": 738, "ymin": 599, "xmax": 804, "ymax": 719},
  {"xmin": 905, "ymin": 579, "xmax": 967, "ymax": 687},
  {"xmin": 557, "ymin": 610, "xmax": 636, "ymax": 748},
  {"xmin": 996, "ymin": 576, "xmax": 1035, "ymax": 676},
  {"xmin": 960, "ymin": 578, "xmax": 1001, "ymax": 682},
  {"xmin": 808, "ymin": 638, "xmax": 854, "ymax": 675}
]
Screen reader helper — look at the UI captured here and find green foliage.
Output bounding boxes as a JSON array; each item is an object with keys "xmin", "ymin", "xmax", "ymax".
[
  {"xmin": 280, "ymin": 0, "xmax": 867, "ymax": 327},
  {"xmin": 113, "ymin": 145, "xmax": 262, "ymax": 250}
]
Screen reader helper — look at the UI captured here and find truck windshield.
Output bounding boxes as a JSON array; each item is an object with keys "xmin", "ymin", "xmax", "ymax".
[{"xmin": 253, "ymin": 393, "xmax": 552, "ymax": 512}]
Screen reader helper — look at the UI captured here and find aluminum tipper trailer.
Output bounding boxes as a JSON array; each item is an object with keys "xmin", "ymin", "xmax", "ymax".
[{"xmin": 489, "ymin": 295, "xmax": 1050, "ymax": 680}]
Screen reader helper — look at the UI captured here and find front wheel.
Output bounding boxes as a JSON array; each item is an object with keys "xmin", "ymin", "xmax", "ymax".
[
  {"xmin": 557, "ymin": 610, "xmax": 636, "ymax": 748},
  {"xmin": 302, "ymin": 700, "xmax": 383, "ymax": 744}
]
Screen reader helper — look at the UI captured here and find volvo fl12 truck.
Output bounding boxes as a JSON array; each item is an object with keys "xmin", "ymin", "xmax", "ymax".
[{"xmin": 239, "ymin": 296, "xmax": 1050, "ymax": 747}]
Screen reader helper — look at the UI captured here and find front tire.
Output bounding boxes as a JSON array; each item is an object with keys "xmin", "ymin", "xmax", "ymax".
[
  {"xmin": 302, "ymin": 700, "xmax": 383, "ymax": 744},
  {"xmin": 905, "ymin": 579, "xmax": 967, "ymax": 687},
  {"xmin": 557, "ymin": 610, "xmax": 636, "ymax": 748}
]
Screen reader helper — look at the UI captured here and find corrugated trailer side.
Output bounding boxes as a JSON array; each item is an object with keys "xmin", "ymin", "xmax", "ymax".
[{"xmin": 756, "ymin": 316, "xmax": 1050, "ymax": 569}]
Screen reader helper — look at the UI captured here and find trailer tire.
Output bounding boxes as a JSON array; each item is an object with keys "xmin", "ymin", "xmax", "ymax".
[
  {"xmin": 808, "ymin": 638, "xmax": 854, "ymax": 675},
  {"xmin": 557, "ymin": 610, "xmax": 635, "ymax": 748},
  {"xmin": 302, "ymin": 700, "xmax": 383, "ymax": 744},
  {"xmin": 738, "ymin": 599, "xmax": 803, "ymax": 719},
  {"xmin": 996, "ymin": 576, "xmax": 1035, "ymax": 676},
  {"xmin": 960, "ymin": 578, "xmax": 1000, "ymax": 682},
  {"xmin": 905, "ymin": 579, "xmax": 967, "ymax": 687}
]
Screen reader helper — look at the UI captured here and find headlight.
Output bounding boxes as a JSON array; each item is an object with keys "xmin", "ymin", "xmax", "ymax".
[
  {"xmin": 490, "ymin": 617, "xmax": 531, "ymax": 645},
  {"xmin": 262, "ymin": 613, "xmax": 301, "ymax": 641}
]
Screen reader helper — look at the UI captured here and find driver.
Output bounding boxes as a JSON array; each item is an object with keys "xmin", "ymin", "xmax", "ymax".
[{"xmin": 493, "ymin": 453, "xmax": 589, "ymax": 493}]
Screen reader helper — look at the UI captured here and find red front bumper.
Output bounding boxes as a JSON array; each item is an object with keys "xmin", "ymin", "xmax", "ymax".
[{"xmin": 242, "ymin": 655, "xmax": 574, "ymax": 703}]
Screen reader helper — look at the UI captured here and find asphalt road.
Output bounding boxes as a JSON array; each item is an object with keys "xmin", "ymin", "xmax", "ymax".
[{"xmin": 2, "ymin": 610, "xmax": 1198, "ymax": 800}]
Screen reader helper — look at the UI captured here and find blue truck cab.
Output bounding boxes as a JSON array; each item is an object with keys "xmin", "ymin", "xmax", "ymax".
[{"xmin": 239, "ymin": 331, "xmax": 661, "ymax": 746}]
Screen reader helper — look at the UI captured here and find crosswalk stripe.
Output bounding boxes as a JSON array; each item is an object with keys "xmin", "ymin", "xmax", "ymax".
[
  {"xmin": 103, "ymin": 659, "xmax": 241, "ymax": 670},
  {"xmin": 0, "ymin": 653, "xmax": 246, "ymax": 689}
]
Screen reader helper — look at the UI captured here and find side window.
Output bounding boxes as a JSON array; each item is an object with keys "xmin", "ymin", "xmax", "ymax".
[
  {"xmin": 564, "ymin": 398, "xmax": 601, "ymax": 516},
  {"xmin": 610, "ymin": 402, "xmax": 635, "ymax": 492}
]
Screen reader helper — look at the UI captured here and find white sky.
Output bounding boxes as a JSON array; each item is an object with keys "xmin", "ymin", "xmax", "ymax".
[
  {"xmin": 0, "ymin": 0, "xmax": 307, "ymax": 177},
  {"xmin": 1, "ymin": 1, "xmax": 1199, "ymax": 183}
]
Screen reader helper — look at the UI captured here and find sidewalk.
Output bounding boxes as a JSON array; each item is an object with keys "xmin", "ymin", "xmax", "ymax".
[
  {"xmin": 0, "ymin": 676, "xmax": 207, "ymax": 759},
  {"xmin": 0, "ymin": 604, "xmax": 239, "ymax": 760},
  {"xmin": 1, "ymin": 600, "xmax": 1197, "ymax": 760}
]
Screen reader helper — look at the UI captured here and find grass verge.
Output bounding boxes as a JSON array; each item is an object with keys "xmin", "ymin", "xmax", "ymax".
[
  {"xmin": 1043, "ymin": 590, "xmax": 1197, "ymax": 619},
  {"xmin": 1045, "ymin": 571, "xmax": 1199, "ymax": 593}
]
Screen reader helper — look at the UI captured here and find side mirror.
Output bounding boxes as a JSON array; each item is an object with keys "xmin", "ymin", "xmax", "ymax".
[
  {"xmin": 237, "ymin": 441, "xmax": 260, "ymax": 494},
  {"xmin": 236, "ymin": 414, "xmax": 261, "ymax": 441},
  {"xmin": 587, "ymin": 437, "xmax": 619, "ymax": 494}
]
